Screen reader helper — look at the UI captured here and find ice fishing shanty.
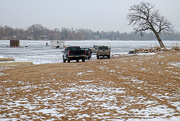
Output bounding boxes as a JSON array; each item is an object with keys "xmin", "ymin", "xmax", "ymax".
[
  {"xmin": 10, "ymin": 40, "xmax": 20, "ymax": 47},
  {"xmin": 50, "ymin": 40, "xmax": 64, "ymax": 48}
]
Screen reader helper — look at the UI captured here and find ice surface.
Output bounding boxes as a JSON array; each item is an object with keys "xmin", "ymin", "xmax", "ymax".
[{"xmin": 0, "ymin": 40, "xmax": 179, "ymax": 64}]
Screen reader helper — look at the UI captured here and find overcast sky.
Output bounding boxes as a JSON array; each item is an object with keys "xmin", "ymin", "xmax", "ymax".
[{"xmin": 1, "ymin": 0, "xmax": 180, "ymax": 32}]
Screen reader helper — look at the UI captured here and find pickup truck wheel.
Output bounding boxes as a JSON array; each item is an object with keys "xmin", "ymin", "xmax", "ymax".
[
  {"xmin": 82, "ymin": 58, "xmax": 85, "ymax": 62},
  {"xmin": 97, "ymin": 55, "xmax": 99, "ymax": 59},
  {"xmin": 63, "ymin": 59, "xmax": 66, "ymax": 63},
  {"xmin": 76, "ymin": 59, "xmax": 79, "ymax": 62},
  {"xmin": 67, "ymin": 58, "xmax": 70, "ymax": 63},
  {"xmin": 108, "ymin": 55, "xmax": 110, "ymax": 59}
]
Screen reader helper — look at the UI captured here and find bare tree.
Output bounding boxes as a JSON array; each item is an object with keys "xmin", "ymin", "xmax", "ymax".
[
  {"xmin": 27, "ymin": 24, "xmax": 48, "ymax": 39},
  {"xmin": 127, "ymin": 2, "xmax": 174, "ymax": 47}
]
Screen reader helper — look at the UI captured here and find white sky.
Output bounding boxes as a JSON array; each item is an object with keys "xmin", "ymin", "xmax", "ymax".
[{"xmin": 1, "ymin": 0, "xmax": 180, "ymax": 32}]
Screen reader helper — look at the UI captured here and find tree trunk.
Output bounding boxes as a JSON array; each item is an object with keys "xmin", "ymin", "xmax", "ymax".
[{"xmin": 154, "ymin": 32, "xmax": 165, "ymax": 48}]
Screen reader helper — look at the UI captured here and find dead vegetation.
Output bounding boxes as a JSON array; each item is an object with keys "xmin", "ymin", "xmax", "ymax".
[
  {"xmin": 130, "ymin": 46, "xmax": 179, "ymax": 54},
  {"xmin": 0, "ymin": 51, "xmax": 180, "ymax": 120},
  {"xmin": 0, "ymin": 58, "xmax": 14, "ymax": 61}
]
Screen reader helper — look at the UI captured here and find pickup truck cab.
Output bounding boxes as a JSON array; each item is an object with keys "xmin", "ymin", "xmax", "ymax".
[
  {"xmin": 91, "ymin": 45, "xmax": 99, "ymax": 53},
  {"xmin": 63, "ymin": 46, "xmax": 86, "ymax": 63},
  {"xmin": 96, "ymin": 46, "xmax": 111, "ymax": 59}
]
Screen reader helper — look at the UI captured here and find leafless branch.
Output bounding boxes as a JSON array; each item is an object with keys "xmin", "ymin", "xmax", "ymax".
[{"xmin": 127, "ymin": 2, "xmax": 174, "ymax": 47}]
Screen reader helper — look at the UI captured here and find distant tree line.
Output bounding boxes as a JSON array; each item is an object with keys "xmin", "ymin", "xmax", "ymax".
[{"xmin": 0, "ymin": 24, "xmax": 180, "ymax": 40}]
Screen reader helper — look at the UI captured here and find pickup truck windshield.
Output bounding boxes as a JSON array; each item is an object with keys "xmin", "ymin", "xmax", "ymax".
[
  {"xmin": 99, "ymin": 46, "xmax": 108, "ymax": 50},
  {"xmin": 81, "ymin": 48, "xmax": 89, "ymax": 51}
]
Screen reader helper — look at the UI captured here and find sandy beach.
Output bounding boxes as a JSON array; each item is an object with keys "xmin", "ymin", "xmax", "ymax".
[{"xmin": 0, "ymin": 51, "xmax": 180, "ymax": 120}]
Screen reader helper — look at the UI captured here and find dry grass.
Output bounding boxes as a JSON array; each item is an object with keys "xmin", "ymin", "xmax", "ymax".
[
  {"xmin": 0, "ymin": 51, "xmax": 180, "ymax": 120},
  {"xmin": 0, "ymin": 62, "xmax": 33, "ymax": 66},
  {"xmin": 0, "ymin": 58, "xmax": 14, "ymax": 61}
]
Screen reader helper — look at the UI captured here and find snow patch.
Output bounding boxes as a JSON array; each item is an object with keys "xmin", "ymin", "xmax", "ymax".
[
  {"xmin": 169, "ymin": 62, "xmax": 180, "ymax": 68},
  {"xmin": 79, "ymin": 80, "xmax": 94, "ymax": 83},
  {"xmin": 77, "ymin": 72, "xmax": 83, "ymax": 75},
  {"xmin": 87, "ymin": 70, "xmax": 93, "ymax": 72}
]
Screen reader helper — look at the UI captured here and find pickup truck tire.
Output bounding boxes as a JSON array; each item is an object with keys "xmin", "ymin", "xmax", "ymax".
[
  {"xmin": 108, "ymin": 55, "xmax": 110, "ymax": 59},
  {"xmin": 97, "ymin": 55, "xmax": 99, "ymax": 59},
  {"xmin": 76, "ymin": 59, "xmax": 79, "ymax": 62},
  {"xmin": 63, "ymin": 59, "xmax": 66, "ymax": 63},
  {"xmin": 63, "ymin": 56, "xmax": 66, "ymax": 63},
  {"xmin": 67, "ymin": 58, "xmax": 70, "ymax": 63},
  {"xmin": 82, "ymin": 58, "xmax": 85, "ymax": 62}
]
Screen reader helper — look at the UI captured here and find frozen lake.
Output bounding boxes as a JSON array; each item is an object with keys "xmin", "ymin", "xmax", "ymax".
[{"xmin": 0, "ymin": 40, "xmax": 179, "ymax": 64}]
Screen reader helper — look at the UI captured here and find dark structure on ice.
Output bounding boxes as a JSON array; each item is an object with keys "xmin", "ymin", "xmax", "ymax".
[{"xmin": 10, "ymin": 40, "xmax": 20, "ymax": 47}]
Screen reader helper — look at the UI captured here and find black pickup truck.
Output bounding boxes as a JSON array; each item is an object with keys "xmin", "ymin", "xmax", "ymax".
[
  {"xmin": 62, "ymin": 46, "xmax": 86, "ymax": 63},
  {"xmin": 81, "ymin": 48, "xmax": 92, "ymax": 60}
]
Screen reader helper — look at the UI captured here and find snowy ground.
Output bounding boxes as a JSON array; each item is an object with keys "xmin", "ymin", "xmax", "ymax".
[{"xmin": 0, "ymin": 51, "xmax": 180, "ymax": 120}]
